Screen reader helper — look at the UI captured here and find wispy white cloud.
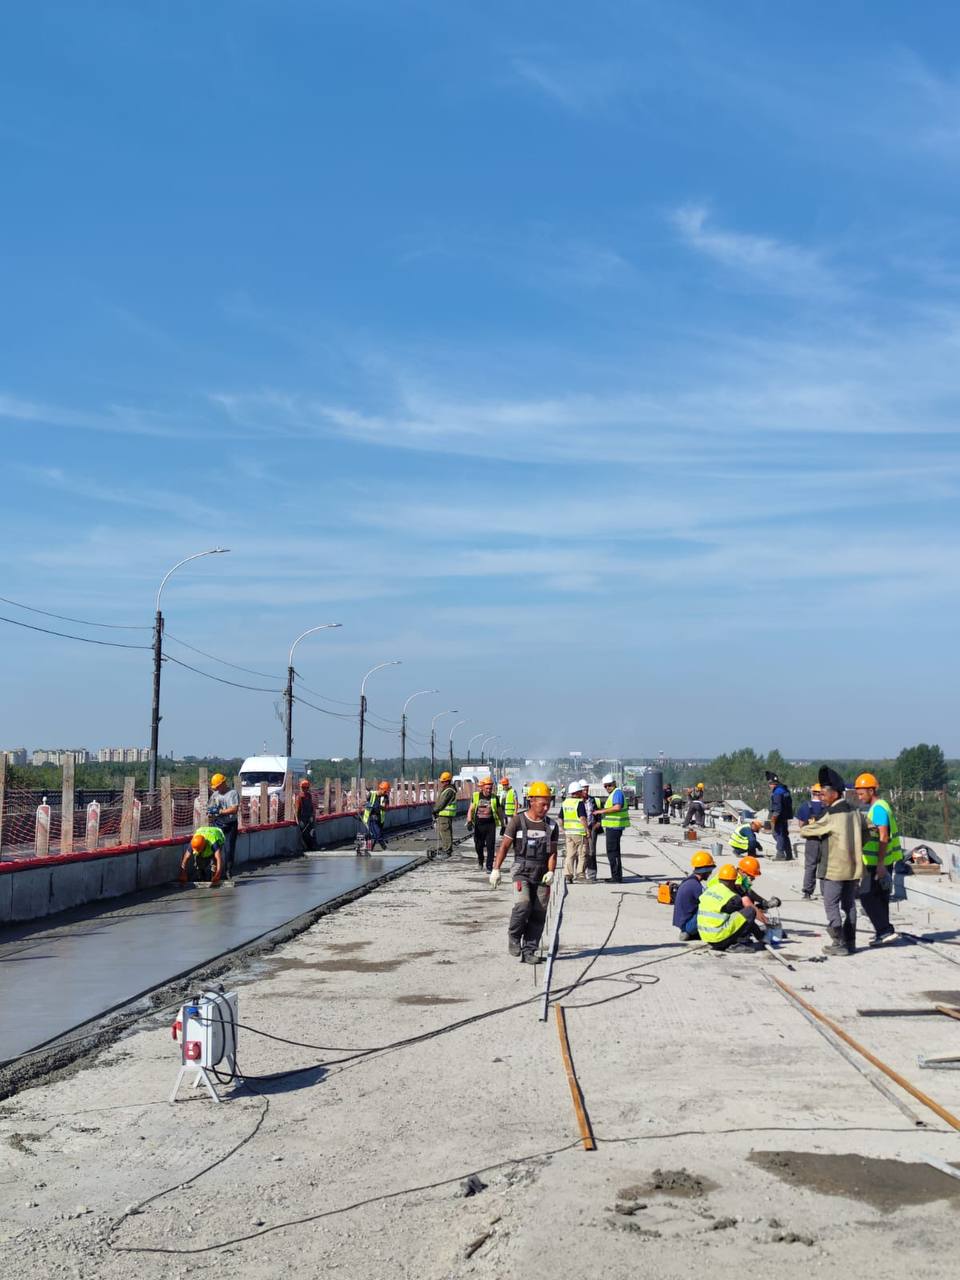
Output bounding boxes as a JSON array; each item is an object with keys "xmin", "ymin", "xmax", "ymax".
[
  {"xmin": 670, "ymin": 205, "xmax": 844, "ymax": 300},
  {"xmin": 0, "ymin": 394, "xmax": 195, "ymax": 438},
  {"xmin": 510, "ymin": 53, "xmax": 629, "ymax": 114}
]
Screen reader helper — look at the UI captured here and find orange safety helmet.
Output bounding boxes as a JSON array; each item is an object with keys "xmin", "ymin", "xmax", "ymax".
[
  {"xmin": 691, "ymin": 850, "xmax": 715, "ymax": 870},
  {"xmin": 191, "ymin": 832, "xmax": 208, "ymax": 853},
  {"xmin": 737, "ymin": 855, "xmax": 761, "ymax": 880},
  {"xmin": 478, "ymin": 776, "xmax": 493, "ymax": 788},
  {"xmin": 527, "ymin": 781, "xmax": 551, "ymax": 798},
  {"xmin": 377, "ymin": 780, "xmax": 390, "ymax": 794},
  {"xmin": 717, "ymin": 863, "xmax": 738, "ymax": 881},
  {"xmin": 439, "ymin": 771, "xmax": 452, "ymax": 783},
  {"xmin": 855, "ymin": 772, "xmax": 879, "ymax": 790},
  {"xmin": 299, "ymin": 778, "xmax": 311, "ymax": 789},
  {"xmin": 500, "ymin": 777, "xmax": 510, "ymax": 786}
]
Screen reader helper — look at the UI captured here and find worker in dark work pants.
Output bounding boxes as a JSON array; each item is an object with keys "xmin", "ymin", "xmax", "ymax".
[
  {"xmin": 489, "ymin": 781, "xmax": 558, "ymax": 962},
  {"xmin": 467, "ymin": 776, "xmax": 503, "ymax": 872},
  {"xmin": 295, "ymin": 778, "xmax": 318, "ymax": 851},
  {"xmin": 207, "ymin": 772, "xmax": 239, "ymax": 878},
  {"xmin": 600, "ymin": 772, "xmax": 630, "ymax": 882}
]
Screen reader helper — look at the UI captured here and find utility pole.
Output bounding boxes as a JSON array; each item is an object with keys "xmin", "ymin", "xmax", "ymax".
[
  {"xmin": 285, "ymin": 624, "xmax": 342, "ymax": 757},
  {"xmin": 430, "ymin": 709, "xmax": 457, "ymax": 779},
  {"xmin": 400, "ymin": 689, "xmax": 438, "ymax": 782},
  {"xmin": 356, "ymin": 661, "xmax": 401, "ymax": 807},
  {"xmin": 467, "ymin": 731, "xmax": 484, "ymax": 766},
  {"xmin": 449, "ymin": 719, "xmax": 468, "ymax": 774}
]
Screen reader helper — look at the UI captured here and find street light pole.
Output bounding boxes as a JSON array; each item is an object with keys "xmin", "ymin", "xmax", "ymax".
[
  {"xmin": 466, "ymin": 731, "xmax": 485, "ymax": 766},
  {"xmin": 357, "ymin": 661, "xmax": 401, "ymax": 807},
  {"xmin": 449, "ymin": 719, "xmax": 468, "ymax": 774},
  {"xmin": 480, "ymin": 733, "xmax": 497, "ymax": 765},
  {"xmin": 400, "ymin": 689, "xmax": 439, "ymax": 782},
  {"xmin": 430, "ymin": 709, "xmax": 458, "ymax": 779},
  {"xmin": 285, "ymin": 624, "xmax": 342, "ymax": 756},
  {"xmin": 149, "ymin": 547, "xmax": 230, "ymax": 793}
]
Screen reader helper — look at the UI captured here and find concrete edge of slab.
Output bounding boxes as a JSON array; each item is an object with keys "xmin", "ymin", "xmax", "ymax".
[{"xmin": 0, "ymin": 852, "xmax": 427, "ymax": 1102}]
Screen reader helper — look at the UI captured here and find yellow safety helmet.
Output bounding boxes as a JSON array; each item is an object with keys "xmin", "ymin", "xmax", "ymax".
[
  {"xmin": 691, "ymin": 850, "xmax": 715, "ymax": 870},
  {"xmin": 527, "ymin": 781, "xmax": 551, "ymax": 798},
  {"xmin": 717, "ymin": 863, "xmax": 738, "ymax": 881},
  {"xmin": 210, "ymin": 773, "xmax": 226, "ymax": 789},
  {"xmin": 439, "ymin": 771, "xmax": 452, "ymax": 783}
]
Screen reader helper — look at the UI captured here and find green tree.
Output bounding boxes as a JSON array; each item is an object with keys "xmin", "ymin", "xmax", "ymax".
[{"xmin": 895, "ymin": 743, "xmax": 947, "ymax": 791}]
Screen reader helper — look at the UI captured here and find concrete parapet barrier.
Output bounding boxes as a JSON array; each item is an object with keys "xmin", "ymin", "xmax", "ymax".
[{"xmin": 0, "ymin": 801, "xmax": 447, "ymax": 924}]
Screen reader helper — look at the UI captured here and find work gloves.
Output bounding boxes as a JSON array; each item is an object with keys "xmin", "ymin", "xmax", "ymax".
[
  {"xmin": 768, "ymin": 896, "xmax": 782, "ymax": 908},
  {"xmin": 542, "ymin": 871, "xmax": 554, "ymax": 886},
  {"xmin": 489, "ymin": 869, "xmax": 501, "ymax": 888},
  {"xmin": 466, "ymin": 823, "xmax": 474, "ymax": 833}
]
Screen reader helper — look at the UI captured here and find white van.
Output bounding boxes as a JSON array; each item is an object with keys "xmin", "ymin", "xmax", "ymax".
[{"xmin": 238, "ymin": 755, "xmax": 308, "ymax": 799}]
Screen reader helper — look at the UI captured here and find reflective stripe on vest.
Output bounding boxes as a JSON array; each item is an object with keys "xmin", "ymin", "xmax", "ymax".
[
  {"xmin": 561, "ymin": 797, "xmax": 586, "ymax": 836},
  {"xmin": 501, "ymin": 788, "xmax": 518, "ymax": 817},
  {"xmin": 194, "ymin": 826, "xmax": 225, "ymax": 855},
  {"xmin": 696, "ymin": 877, "xmax": 746, "ymax": 944},
  {"xmin": 862, "ymin": 798, "xmax": 901, "ymax": 866},
  {"xmin": 469, "ymin": 791, "xmax": 502, "ymax": 824},
  {"xmin": 438, "ymin": 788, "xmax": 458, "ymax": 818},
  {"xmin": 601, "ymin": 790, "xmax": 630, "ymax": 829},
  {"xmin": 730, "ymin": 824, "xmax": 752, "ymax": 852},
  {"xmin": 363, "ymin": 793, "xmax": 386, "ymax": 825}
]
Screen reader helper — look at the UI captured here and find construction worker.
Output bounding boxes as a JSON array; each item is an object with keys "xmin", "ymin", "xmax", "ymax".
[
  {"xmin": 432, "ymin": 771, "xmax": 457, "ymax": 858},
  {"xmin": 673, "ymin": 849, "xmax": 715, "ymax": 940},
  {"xmin": 855, "ymin": 772, "xmax": 901, "ymax": 946},
  {"xmin": 696, "ymin": 863, "xmax": 765, "ymax": 952},
  {"xmin": 295, "ymin": 778, "xmax": 317, "ymax": 851},
  {"xmin": 735, "ymin": 855, "xmax": 781, "ymax": 921},
  {"xmin": 207, "ymin": 772, "xmax": 239, "ymax": 877},
  {"xmin": 668, "ymin": 791, "xmax": 685, "ymax": 821},
  {"xmin": 600, "ymin": 773, "xmax": 630, "ymax": 882},
  {"xmin": 490, "ymin": 781, "xmax": 558, "ymax": 961},
  {"xmin": 362, "ymin": 780, "xmax": 391, "ymax": 851},
  {"xmin": 798, "ymin": 782, "xmax": 826, "ymax": 899},
  {"xmin": 178, "ymin": 826, "xmax": 225, "ymax": 886},
  {"xmin": 561, "ymin": 780, "xmax": 590, "ymax": 883},
  {"xmin": 682, "ymin": 783, "xmax": 706, "ymax": 828},
  {"xmin": 797, "ymin": 766, "xmax": 866, "ymax": 955},
  {"xmin": 584, "ymin": 786, "xmax": 601, "ymax": 882},
  {"xmin": 497, "ymin": 776, "xmax": 518, "ymax": 835},
  {"xmin": 730, "ymin": 819, "xmax": 764, "ymax": 859},
  {"xmin": 467, "ymin": 776, "xmax": 504, "ymax": 872},
  {"xmin": 765, "ymin": 771, "xmax": 794, "ymax": 860}
]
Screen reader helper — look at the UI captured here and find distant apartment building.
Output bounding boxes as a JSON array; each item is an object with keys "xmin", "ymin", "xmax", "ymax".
[
  {"xmin": 97, "ymin": 747, "xmax": 151, "ymax": 764},
  {"xmin": 31, "ymin": 748, "xmax": 91, "ymax": 766},
  {"xmin": 1, "ymin": 747, "xmax": 28, "ymax": 766}
]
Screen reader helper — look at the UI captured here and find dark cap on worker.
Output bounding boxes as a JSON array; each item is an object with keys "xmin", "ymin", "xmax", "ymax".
[
  {"xmin": 817, "ymin": 765, "xmax": 846, "ymax": 793},
  {"xmin": 764, "ymin": 770, "xmax": 779, "ymax": 783}
]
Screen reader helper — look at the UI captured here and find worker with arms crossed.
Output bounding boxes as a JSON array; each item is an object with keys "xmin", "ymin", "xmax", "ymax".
[{"xmin": 490, "ymin": 781, "xmax": 558, "ymax": 962}]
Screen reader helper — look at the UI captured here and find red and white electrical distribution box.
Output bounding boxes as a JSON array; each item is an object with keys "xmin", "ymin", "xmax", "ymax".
[{"xmin": 170, "ymin": 990, "xmax": 239, "ymax": 1103}]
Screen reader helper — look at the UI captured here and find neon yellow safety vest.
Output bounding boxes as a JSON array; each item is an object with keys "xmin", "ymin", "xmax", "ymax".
[
  {"xmin": 437, "ymin": 787, "xmax": 458, "ymax": 818},
  {"xmin": 193, "ymin": 826, "xmax": 225, "ymax": 856},
  {"xmin": 499, "ymin": 787, "xmax": 518, "ymax": 817},
  {"xmin": 862, "ymin": 798, "xmax": 901, "ymax": 866},
  {"xmin": 363, "ymin": 793, "xmax": 387, "ymax": 825},
  {"xmin": 561, "ymin": 797, "xmax": 586, "ymax": 836},
  {"xmin": 468, "ymin": 791, "xmax": 503, "ymax": 824},
  {"xmin": 601, "ymin": 789, "xmax": 631, "ymax": 830},
  {"xmin": 730, "ymin": 824, "xmax": 752, "ymax": 852},
  {"xmin": 696, "ymin": 877, "xmax": 746, "ymax": 944}
]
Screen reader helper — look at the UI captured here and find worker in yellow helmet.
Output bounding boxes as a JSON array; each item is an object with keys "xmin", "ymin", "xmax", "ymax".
[
  {"xmin": 206, "ymin": 772, "xmax": 239, "ymax": 877},
  {"xmin": 798, "ymin": 781, "xmax": 826, "ymax": 899},
  {"xmin": 673, "ymin": 850, "xmax": 715, "ymax": 940},
  {"xmin": 855, "ymin": 772, "xmax": 901, "ymax": 946},
  {"xmin": 431, "ymin": 771, "xmax": 458, "ymax": 858},
  {"xmin": 490, "ymin": 781, "xmax": 558, "ymax": 961}
]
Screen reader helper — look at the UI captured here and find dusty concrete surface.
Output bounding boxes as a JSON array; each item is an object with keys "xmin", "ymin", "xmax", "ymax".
[{"xmin": 2, "ymin": 821, "xmax": 960, "ymax": 1279}]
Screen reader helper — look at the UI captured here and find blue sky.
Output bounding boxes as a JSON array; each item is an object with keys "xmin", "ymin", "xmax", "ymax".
[{"xmin": 2, "ymin": 0, "xmax": 960, "ymax": 762}]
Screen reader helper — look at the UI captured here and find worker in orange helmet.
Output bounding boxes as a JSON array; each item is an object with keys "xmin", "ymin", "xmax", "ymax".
[
  {"xmin": 431, "ymin": 771, "xmax": 458, "ymax": 858},
  {"xmin": 178, "ymin": 826, "xmax": 226, "ymax": 886},
  {"xmin": 490, "ymin": 781, "xmax": 559, "ymax": 961},
  {"xmin": 735, "ymin": 855, "xmax": 780, "ymax": 927},
  {"xmin": 362, "ymin": 780, "xmax": 391, "ymax": 853},
  {"xmin": 295, "ymin": 777, "xmax": 317, "ymax": 851}
]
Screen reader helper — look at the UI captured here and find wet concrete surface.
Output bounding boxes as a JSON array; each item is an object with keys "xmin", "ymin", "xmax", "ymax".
[
  {"xmin": 748, "ymin": 1151, "xmax": 960, "ymax": 1210},
  {"xmin": 0, "ymin": 853, "xmax": 417, "ymax": 1064}
]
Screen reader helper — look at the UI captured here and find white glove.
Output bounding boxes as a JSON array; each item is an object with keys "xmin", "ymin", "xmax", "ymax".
[
  {"xmin": 489, "ymin": 869, "xmax": 501, "ymax": 888},
  {"xmin": 542, "ymin": 870, "xmax": 554, "ymax": 885}
]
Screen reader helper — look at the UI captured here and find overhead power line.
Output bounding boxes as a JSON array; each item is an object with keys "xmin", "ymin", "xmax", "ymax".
[
  {"xmin": 292, "ymin": 693, "xmax": 359, "ymax": 722},
  {"xmin": 0, "ymin": 612, "xmax": 152, "ymax": 650},
  {"xmin": 165, "ymin": 633, "xmax": 283, "ymax": 682},
  {"xmin": 164, "ymin": 654, "xmax": 282, "ymax": 694},
  {"xmin": 0, "ymin": 592, "xmax": 149, "ymax": 630}
]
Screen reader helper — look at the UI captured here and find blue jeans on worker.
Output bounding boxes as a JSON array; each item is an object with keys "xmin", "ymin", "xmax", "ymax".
[
  {"xmin": 679, "ymin": 913, "xmax": 698, "ymax": 939},
  {"xmin": 366, "ymin": 818, "xmax": 387, "ymax": 850}
]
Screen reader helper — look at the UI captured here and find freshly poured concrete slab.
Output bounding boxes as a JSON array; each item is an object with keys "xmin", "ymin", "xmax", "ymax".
[{"xmin": 0, "ymin": 853, "xmax": 418, "ymax": 1064}]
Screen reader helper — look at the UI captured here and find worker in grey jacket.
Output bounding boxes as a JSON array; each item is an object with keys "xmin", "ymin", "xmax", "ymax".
[{"xmin": 797, "ymin": 766, "xmax": 866, "ymax": 955}]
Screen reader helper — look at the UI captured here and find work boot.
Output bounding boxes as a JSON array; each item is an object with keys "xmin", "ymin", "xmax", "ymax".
[
  {"xmin": 822, "ymin": 926, "xmax": 848, "ymax": 956},
  {"xmin": 177, "ymin": 871, "xmax": 188, "ymax": 885},
  {"xmin": 843, "ymin": 919, "xmax": 858, "ymax": 954},
  {"xmin": 520, "ymin": 949, "xmax": 538, "ymax": 964},
  {"xmin": 508, "ymin": 940, "xmax": 521, "ymax": 957}
]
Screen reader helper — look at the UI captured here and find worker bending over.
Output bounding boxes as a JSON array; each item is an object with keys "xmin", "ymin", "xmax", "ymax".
[
  {"xmin": 696, "ymin": 863, "xmax": 766, "ymax": 952},
  {"xmin": 497, "ymin": 776, "xmax": 518, "ymax": 835},
  {"xmin": 432, "ymin": 771, "xmax": 457, "ymax": 858},
  {"xmin": 673, "ymin": 849, "xmax": 715, "ymax": 940},
  {"xmin": 730, "ymin": 819, "xmax": 763, "ymax": 859},
  {"xmin": 178, "ymin": 826, "xmax": 226, "ymax": 886},
  {"xmin": 362, "ymin": 781, "xmax": 391, "ymax": 852},
  {"xmin": 490, "ymin": 781, "xmax": 558, "ymax": 961},
  {"xmin": 682, "ymin": 783, "xmax": 706, "ymax": 828},
  {"xmin": 467, "ymin": 776, "xmax": 504, "ymax": 872}
]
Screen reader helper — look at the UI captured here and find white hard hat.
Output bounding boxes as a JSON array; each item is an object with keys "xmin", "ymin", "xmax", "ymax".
[
  {"xmin": 601, "ymin": 773, "xmax": 616, "ymax": 786},
  {"xmin": 575, "ymin": 779, "xmax": 589, "ymax": 791}
]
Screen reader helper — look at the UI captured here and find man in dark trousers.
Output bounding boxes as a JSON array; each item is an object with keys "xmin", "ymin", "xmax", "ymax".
[
  {"xmin": 797, "ymin": 781, "xmax": 826, "ymax": 898},
  {"xmin": 797, "ymin": 766, "xmax": 866, "ymax": 955},
  {"xmin": 207, "ymin": 772, "xmax": 240, "ymax": 878},
  {"xmin": 294, "ymin": 778, "xmax": 317, "ymax": 851},
  {"xmin": 490, "ymin": 781, "xmax": 558, "ymax": 961},
  {"xmin": 584, "ymin": 788, "xmax": 601, "ymax": 883},
  {"xmin": 467, "ymin": 776, "xmax": 503, "ymax": 872},
  {"xmin": 765, "ymin": 771, "xmax": 794, "ymax": 860}
]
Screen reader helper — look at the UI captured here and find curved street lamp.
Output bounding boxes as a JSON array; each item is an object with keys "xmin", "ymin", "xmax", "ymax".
[
  {"xmin": 400, "ymin": 688, "xmax": 439, "ymax": 781},
  {"xmin": 467, "ymin": 731, "xmax": 486, "ymax": 766},
  {"xmin": 357, "ymin": 661, "xmax": 401, "ymax": 805},
  {"xmin": 448, "ymin": 718, "xmax": 469, "ymax": 773},
  {"xmin": 149, "ymin": 547, "xmax": 230, "ymax": 791},
  {"xmin": 285, "ymin": 624, "xmax": 343, "ymax": 755},
  {"xmin": 430, "ymin": 709, "xmax": 458, "ymax": 779}
]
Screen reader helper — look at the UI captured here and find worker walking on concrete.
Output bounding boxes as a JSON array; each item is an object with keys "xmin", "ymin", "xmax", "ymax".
[
  {"xmin": 797, "ymin": 781, "xmax": 826, "ymax": 899},
  {"xmin": 363, "ymin": 781, "xmax": 391, "ymax": 852},
  {"xmin": 490, "ymin": 781, "xmax": 558, "ymax": 961},
  {"xmin": 497, "ymin": 776, "xmax": 518, "ymax": 835},
  {"xmin": 207, "ymin": 772, "xmax": 239, "ymax": 877},
  {"xmin": 561, "ymin": 780, "xmax": 590, "ymax": 883},
  {"xmin": 432, "ymin": 771, "xmax": 457, "ymax": 858},
  {"xmin": 729, "ymin": 819, "xmax": 764, "ymax": 859},
  {"xmin": 765, "ymin": 771, "xmax": 794, "ymax": 860},
  {"xmin": 673, "ymin": 849, "xmax": 715, "ymax": 940},
  {"xmin": 696, "ymin": 863, "xmax": 765, "ymax": 952},
  {"xmin": 797, "ymin": 766, "xmax": 866, "ymax": 956},
  {"xmin": 600, "ymin": 772, "xmax": 630, "ymax": 883},
  {"xmin": 178, "ymin": 825, "xmax": 225, "ymax": 886},
  {"xmin": 295, "ymin": 778, "xmax": 317, "ymax": 851},
  {"xmin": 467, "ymin": 776, "xmax": 504, "ymax": 872},
  {"xmin": 855, "ymin": 772, "xmax": 901, "ymax": 946}
]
